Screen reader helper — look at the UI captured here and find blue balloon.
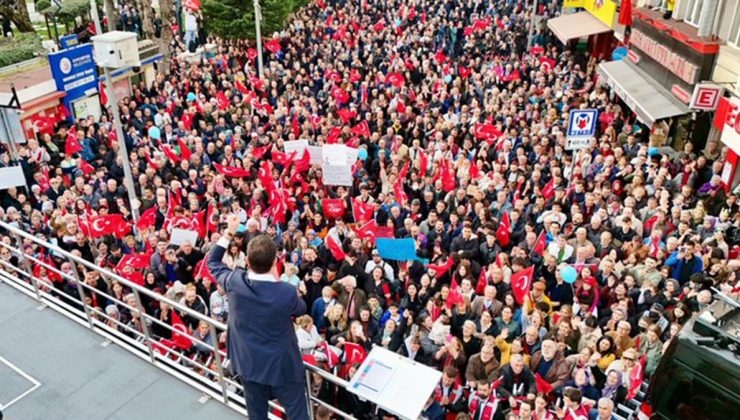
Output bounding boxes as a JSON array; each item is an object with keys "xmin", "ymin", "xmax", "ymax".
[
  {"xmin": 237, "ymin": 224, "xmax": 247, "ymax": 233},
  {"xmin": 358, "ymin": 148, "xmax": 368, "ymax": 161},
  {"xmin": 561, "ymin": 266, "xmax": 578, "ymax": 284},
  {"xmin": 148, "ymin": 126, "xmax": 161, "ymax": 140},
  {"xmin": 186, "ymin": 92, "xmax": 197, "ymax": 102},
  {"xmin": 444, "ymin": 74, "xmax": 452, "ymax": 83},
  {"xmin": 612, "ymin": 47, "xmax": 628, "ymax": 61}
]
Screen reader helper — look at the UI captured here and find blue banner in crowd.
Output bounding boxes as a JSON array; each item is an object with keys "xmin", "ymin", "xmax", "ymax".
[{"xmin": 376, "ymin": 238, "xmax": 417, "ymax": 261}]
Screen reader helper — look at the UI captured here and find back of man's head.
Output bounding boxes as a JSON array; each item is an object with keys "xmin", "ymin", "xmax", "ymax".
[{"xmin": 247, "ymin": 234, "xmax": 277, "ymax": 274}]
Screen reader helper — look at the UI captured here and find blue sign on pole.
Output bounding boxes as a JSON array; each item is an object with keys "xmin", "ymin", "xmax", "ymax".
[
  {"xmin": 48, "ymin": 44, "xmax": 99, "ymax": 118},
  {"xmin": 566, "ymin": 109, "xmax": 598, "ymax": 150},
  {"xmin": 60, "ymin": 34, "xmax": 80, "ymax": 50}
]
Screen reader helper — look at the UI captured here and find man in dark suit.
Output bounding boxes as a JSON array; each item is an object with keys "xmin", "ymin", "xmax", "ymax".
[{"xmin": 208, "ymin": 215, "xmax": 309, "ymax": 419}]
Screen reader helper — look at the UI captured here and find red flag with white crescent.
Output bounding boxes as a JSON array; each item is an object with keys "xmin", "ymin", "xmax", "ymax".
[{"xmin": 511, "ymin": 265, "xmax": 534, "ymax": 305}]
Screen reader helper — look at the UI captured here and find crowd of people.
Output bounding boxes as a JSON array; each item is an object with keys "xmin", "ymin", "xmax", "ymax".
[{"xmin": 2, "ymin": 0, "xmax": 739, "ymax": 418}]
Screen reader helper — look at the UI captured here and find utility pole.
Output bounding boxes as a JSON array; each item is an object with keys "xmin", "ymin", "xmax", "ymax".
[
  {"xmin": 527, "ymin": 0, "xmax": 539, "ymax": 49},
  {"xmin": 89, "ymin": 0, "xmax": 141, "ymax": 222},
  {"xmin": 253, "ymin": 0, "xmax": 265, "ymax": 78}
]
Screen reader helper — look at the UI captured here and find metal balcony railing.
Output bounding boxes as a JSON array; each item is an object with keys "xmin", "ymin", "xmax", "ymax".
[{"xmin": 0, "ymin": 220, "xmax": 356, "ymax": 419}]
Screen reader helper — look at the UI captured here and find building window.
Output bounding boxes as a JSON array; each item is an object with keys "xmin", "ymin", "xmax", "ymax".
[
  {"xmin": 684, "ymin": 0, "xmax": 704, "ymax": 27},
  {"xmin": 730, "ymin": 5, "xmax": 740, "ymax": 47}
]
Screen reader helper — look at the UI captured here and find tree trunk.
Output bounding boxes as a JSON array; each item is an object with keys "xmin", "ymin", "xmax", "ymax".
[
  {"xmin": 157, "ymin": 0, "xmax": 173, "ymax": 73},
  {"xmin": 104, "ymin": 0, "xmax": 119, "ymax": 31},
  {"xmin": 139, "ymin": 0, "xmax": 155, "ymax": 39},
  {"xmin": 1, "ymin": 0, "xmax": 35, "ymax": 32}
]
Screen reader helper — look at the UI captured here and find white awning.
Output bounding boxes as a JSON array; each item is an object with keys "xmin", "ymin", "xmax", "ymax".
[
  {"xmin": 547, "ymin": 11, "xmax": 612, "ymax": 44},
  {"xmin": 598, "ymin": 60, "xmax": 691, "ymax": 127}
]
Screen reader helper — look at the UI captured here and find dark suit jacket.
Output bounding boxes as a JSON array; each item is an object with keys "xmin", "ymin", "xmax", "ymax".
[{"xmin": 208, "ymin": 243, "xmax": 307, "ymax": 386}]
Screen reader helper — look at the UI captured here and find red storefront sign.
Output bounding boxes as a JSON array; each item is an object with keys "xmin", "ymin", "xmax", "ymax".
[{"xmin": 715, "ymin": 96, "xmax": 740, "ymax": 190}]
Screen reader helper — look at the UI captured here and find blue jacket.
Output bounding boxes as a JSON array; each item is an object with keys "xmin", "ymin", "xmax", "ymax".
[
  {"xmin": 208, "ymin": 242, "xmax": 307, "ymax": 386},
  {"xmin": 665, "ymin": 251, "xmax": 703, "ymax": 285}
]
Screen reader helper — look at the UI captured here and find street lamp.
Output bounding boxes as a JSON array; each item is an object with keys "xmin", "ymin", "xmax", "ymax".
[{"xmin": 89, "ymin": 1, "xmax": 141, "ymax": 222}]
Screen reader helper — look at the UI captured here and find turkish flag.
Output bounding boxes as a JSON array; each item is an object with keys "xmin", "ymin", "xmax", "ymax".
[
  {"xmin": 65, "ymin": 132, "xmax": 83, "ymax": 155},
  {"xmin": 171, "ymin": 310, "xmax": 192, "ymax": 349},
  {"xmin": 252, "ymin": 143, "xmax": 271, "ymax": 160},
  {"xmin": 535, "ymin": 373, "xmax": 554, "ymax": 395},
  {"xmin": 235, "ymin": 78, "xmax": 250, "ymax": 94},
  {"xmin": 321, "ymin": 198, "xmax": 345, "ymax": 219},
  {"xmin": 195, "ymin": 258, "xmax": 215, "ymax": 283},
  {"xmin": 351, "ymin": 121, "xmax": 371, "ymax": 138},
  {"xmin": 619, "ymin": 0, "xmax": 633, "ymax": 26},
  {"xmin": 327, "ymin": 126, "xmax": 343, "ymax": 144},
  {"xmin": 291, "ymin": 115, "xmax": 301, "ymax": 138},
  {"xmin": 215, "ymin": 91, "xmax": 230, "ymax": 110},
  {"xmin": 99, "ymin": 81, "xmax": 108, "ymax": 106},
  {"xmin": 531, "ymin": 45, "xmax": 545, "ymax": 55},
  {"xmin": 475, "ymin": 267, "xmax": 488, "ymax": 295},
  {"xmin": 434, "ymin": 50, "xmax": 446, "ymax": 64},
  {"xmin": 440, "ymin": 160, "xmax": 456, "ymax": 192},
  {"xmin": 510, "ymin": 265, "xmax": 534, "ymax": 305},
  {"xmin": 336, "ymin": 107, "xmax": 355, "ymax": 123},
  {"xmin": 117, "ymin": 253, "xmax": 151, "ymax": 270},
  {"xmin": 137, "ymin": 206, "xmax": 158, "ymax": 230},
  {"xmin": 320, "ymin": 341, "xmax": 339, "ymax": 368},
  {"xmin": 393, "ymin": 179, "xmax": 407, "ymax": 205},
  {"xmin": 463, "ymin": 26, "xmax": 474, "ymax": 36},
  {"xmin": 178, "ymin": 138, "xmax": 192, "ymax": 161},
  {"xmin": 446, "ymin": 286, "xmax": 464, "ymax": 309},
  {"xmin": 533, "ymin": 231, "xmax": 547, "ymax": 256},
  {"xmin": 541, "ymin": 179, "xmax": 555, "ymax": 200},
  {"xmin": 79, "ymin": 159, "xmax": 95, "ymax": 175},
  {"xmin": 344, "ymin": 342, "xmax": 367, "ymax": 365},
  {"xmin": 214, "ymin": 163, "xmax": 251, "ymax": 178},
  {"xmin": 332, "ymin": 87, "xmax": 350, "ymax": 105},
  {"xmin": 205, "ymin": 202, "xmax": 217, "ymax": 234},
  {"xmin": 353, "ymin": 199, "xmax": 374, "ymax": 223},
  {"xmin": 627, "ymin": 355, "xmax": 646, "ymax": 399},
  {"xmin": 349, "ymin": 69, "xmax": 362, "ymax": 83},
  {"xmin": 459, "ymin": 66, "xmax": 472, "ymax": 78},
  {"xmin": 539, "ymin": 57, "xmax": 556, "ymax": 72},
  {"xmin": 252, "ymin": 101, "xmax": 274, "ymax": 115},
  {"xmin": 294, "ymin": 150, "xmax": 311, "ymax": 173},
  {"xmin": 265, "ymin": 39, "xmax": 282, "ymax": 53},
  {"xmin": 425, "ymin": 256, "xmax": 455, "ymax": 277},
  {"xmin": 246, "ymin": 48, "xmax": 258, "ymax": 61},
  {"xmin": 373, "ymin": 21, "xmax": 384, "ymax": 32},
  {"xmin": 496, "ymin": 212, "xmax": 511, "ymax": 247},
  {"xmin": 272, "ymin": 150, "xmax": 296, "ymax": 167},
  {"xmin": 88, "ymin": 214, "xmax": 127, "ymax": 239},
  {"xmin": 472, "ymin": 17, "xmax": 490, "ymax": 32},
  {"xmin": 396, "ymin": 100, "xmax": 406, "ymax": 114},
  {"xmin": 161, "ymin": 145, "xmax": 181, "ymax": 164},
  {"xmin": 474, "ymin": 122, "xmax": 503, "ymax": 141},
  {"xmin": 326, "ymin": 234, "xmax": 347, "ymax": 260},
  {"xmin": 418, "ymin": 150, "xmax": 428, "ymax": 178},
  {"xmin": 385, "ymin": 72, "xmax": 405, "ymax": 88}
]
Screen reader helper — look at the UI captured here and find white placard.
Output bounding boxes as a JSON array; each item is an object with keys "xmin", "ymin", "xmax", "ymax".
[
  {"xmin": 0, "ymin": 166, "xmax": 26, "ymax": 189},
  {"xmin": 170, "ymin": 228, "xmax": 199, "ymax": 246},
  {"xmin": 284, "ymin": 139, "xmax": 308, "ymax": 156},
  {"xmin": 346, "ymin": 147, "xmax": 358, "ymax": 164},
  {"xmin": 0, "ymin": 108, "xmax": 26, "ymax": 145},
  {"xmin": 322, "ymin": 164, "xmax": 352, "ymax": 186},
  {"xmin": 348, "ymin": 347, "xmax": 442, "ymax": 420},
  {"xmin": 307, "ymin": 146, "xmax": 323, "ymax": 164},
  {"xmin": 323, "ymin": 144, "xmax": 348, "ymax": 166}
]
